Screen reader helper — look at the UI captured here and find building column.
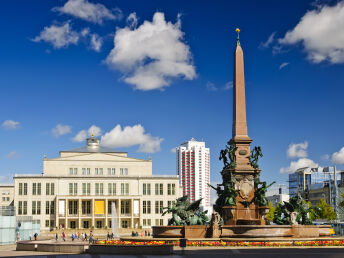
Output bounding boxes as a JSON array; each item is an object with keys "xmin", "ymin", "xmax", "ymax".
[
  {"xmin": 55, "ymin": 198, "xmax": 59, "ymax": 229},
  {"xmin": 105, "ymin": 198, "xmax": 108, "ymax": 228},
  {"xmin": 118, "ymin": 198, "xmax": 121, "ymax": 229},
  {"xmin": 91, "ymin": 199, "xmax": 95, "ymax": 228},
  {"xmin": 65, "ymin": 198, "xmax": 68, "ymax": 229},
  {"xmin": 131, "ymin": 198, "xmax": 134, "ymax": 229},
  {"xmin": 78, "ymin": 199, "xmax": 82, "ymax": 229}
]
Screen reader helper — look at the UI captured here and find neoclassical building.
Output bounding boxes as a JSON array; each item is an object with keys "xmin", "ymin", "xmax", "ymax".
[{"xmin": 14, "ymin": 136, "xmax": 180, "ymax": 231}]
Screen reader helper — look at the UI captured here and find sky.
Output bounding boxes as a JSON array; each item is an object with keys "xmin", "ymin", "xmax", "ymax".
[{"xmin": 1, "ymin": 0, "xmax": 344, "ymax": 187}]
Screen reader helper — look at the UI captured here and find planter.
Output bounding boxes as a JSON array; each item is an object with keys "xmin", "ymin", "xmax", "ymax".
[{"xmin": 88, "ymin": 244, "xmax": 173, "ymax": 255}]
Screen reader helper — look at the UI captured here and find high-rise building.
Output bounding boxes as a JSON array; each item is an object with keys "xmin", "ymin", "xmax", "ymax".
[{"xmin": 176, "ymin": 138, "xmax": 211, "ymax": 212}]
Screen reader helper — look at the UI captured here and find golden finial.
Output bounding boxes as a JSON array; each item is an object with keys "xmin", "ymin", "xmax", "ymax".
[
  {"xmin": 236, "ymin": 28, "xmax": 240, "ymax": 45},
  {"xmin": 92, "ymin": 133, "xmax": 94, "ymax": 137}
]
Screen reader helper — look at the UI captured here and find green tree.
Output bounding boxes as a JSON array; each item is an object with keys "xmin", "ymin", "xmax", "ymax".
[
  {"xmin": 339, "ymin": 193, "xmax": 344, "ymax": 207},
  {"xmin": 266, "ymin": 201, "xmax": 275, "ymax": 223},
  {"xmin": 316, "ymin": 198, "xmax": 336, "ymax": 220}
]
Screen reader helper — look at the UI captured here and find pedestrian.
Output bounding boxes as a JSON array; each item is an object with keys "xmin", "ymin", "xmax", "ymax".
[
  {"xmin": 78, "ymin": 232, "xmax": 80, "ymax": 240},
  {"xmin": 34, "ymin": 233, "xmax": 38, "ymax": 241},
  {"xmin": 71, "ymin": 233, "xmax": 75, "ymax": 241},
  {"xmin": 84, "ymin": 233, "xmax": 87, "ymax": 241},
  {"xmin": 16, "ymin": 232, "xmax": 21, "ymax": 242},
  {"xmin": 107, "ymin": 231, "xmax": 110, "ymax": 240},
  {"xmin": 55, "ymin": 233, "xmax": 58, "ymax": 242},
  {"xmin": 62, "ymin": 231, "xmax": 66, "ymax": 241},
  {"xmin": 111, "ymin": 232, "xmax": 114, "ymax": 239}
]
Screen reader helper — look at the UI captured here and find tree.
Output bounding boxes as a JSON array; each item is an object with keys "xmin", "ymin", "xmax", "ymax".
[
  {"xmin": 339, "ymin": 193, "xmax": 344, "ymax": 208},
  {"xmin": 266, "ymin": 201, "xmax": 275, "ymax": 223},
  {"xmin": 316, "ymin": 198, "xmax": 336, "ymax": 221}
]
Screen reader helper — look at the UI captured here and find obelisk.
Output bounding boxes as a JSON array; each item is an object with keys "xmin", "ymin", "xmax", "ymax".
[{"xmin": 229, "ymin": 28, "xmax": 253, "ymax": 171}]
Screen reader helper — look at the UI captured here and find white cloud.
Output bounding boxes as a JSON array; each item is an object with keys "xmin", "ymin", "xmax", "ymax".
[
  {"xmin": 279, "ymin": 2, "xmax": 344, "ymax": 64},
  {"xmin": 72, "ymin": 130, "xmax": 88, "ymax": 142},
  {"xmin": 72, "ymin": 125, "xmax": 101, "ymax": 142},
  {"xmin": 53, "ymin": 0, "xmax": 120, "ymax": 24},
  {"xmin": 287, "ymin": 141, "xmax": 308, "ymax": 158},
  {"xmin": 81, "ymin": 27, "xmax": 90, "ymax": 37},
  {"xmin": 332, "ymin": 147, "xmax": 344, "ymax": 164},
  {"xmin": 259, "ymin": 32, "xmax": 276, "ymax": 49},
  {"xmin": 32, "ymin": 22, "xmax": 79, "ymax": 49},
  {"xmin": 101, "ymin": 124, "xmax": 163, "ymax": 153},
  {"xmin": 206, "ymin": 81, "xmax": 217, "ymax": 91},
  {"xmin": 280, "ymin": 158, "xmax": 319, "ymax": 174},
  {"xmin": 90, "ymin": 33, "xmax": 103, "ymax": 52},
  {"xmin": 105, "ymin": 12, "xmax": 196, "ymax": 91},
  {"xmin": 279, "ymin": 62, "xmax": 290, "ymax": 70},
  {"xmin": 321, "ymin": 154, "xmax": 330, "ymax": 161},
  {"xmin": 2, "ymin": 120, "xmax": 20, "ymax": 130},
  {"xmin": 170, "ymin": 147, "xmax": 176, "ymax": 153},
  {"xmin": 127, "ymin": 12, "xmax": 138, "ymax": 29},
  {"xmin": 6, "ymin": 151, "xmax": 17, "ymax": 159},
  {"xmin": 52, "ymin": 124, "xmax": 72, "ymax": 137},
  {"xmin": 223, "ymin": 81, "xmax": 233, "ymax": 90}
]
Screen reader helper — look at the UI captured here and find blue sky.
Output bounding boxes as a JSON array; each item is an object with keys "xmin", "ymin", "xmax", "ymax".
[{"xmin": 1, "ymin": 0, "xmax": 344, "ymax": 186}]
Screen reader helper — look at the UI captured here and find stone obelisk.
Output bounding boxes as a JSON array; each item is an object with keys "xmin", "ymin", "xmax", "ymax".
[{"xmin": 221, "ymin": 29, "xmax": 266, "ymax": 225}]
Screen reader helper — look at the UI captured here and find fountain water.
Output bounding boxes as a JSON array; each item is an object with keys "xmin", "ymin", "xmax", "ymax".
[{"xmin": 111, "ymin": 202, "xmax": 119, "ymax": 238}]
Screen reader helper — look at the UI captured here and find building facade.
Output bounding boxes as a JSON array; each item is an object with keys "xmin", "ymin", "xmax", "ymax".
[
  {"xmin": 176, "ymin": 138, "xmax": 211, "ymax": 212},
  {"xmin": 0, "ymin": 184, "xmax": 14, "ymax": 207},
  {"xmin": 13, "ymin": 136, "xmax": 180, "ymax": 231}
]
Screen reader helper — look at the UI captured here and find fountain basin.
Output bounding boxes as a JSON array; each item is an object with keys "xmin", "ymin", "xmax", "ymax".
[
  {"xmin": 220, "ymin": 225, "xmax": 331, "ymax": 238},
  {"xmin": 153, "ymin": 225, "xmax": 207, "ymax": 238}
]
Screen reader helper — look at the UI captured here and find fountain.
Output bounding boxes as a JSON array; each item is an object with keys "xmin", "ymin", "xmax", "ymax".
[
  {"xmin": 111, "ymin": 201, "xmax": 120, "ymax": 238},
  {"xmin": 153, "ymin": 29, "xmax": 331, "ymax": 239}
]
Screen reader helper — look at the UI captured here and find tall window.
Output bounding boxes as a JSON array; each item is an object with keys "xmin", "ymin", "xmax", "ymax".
[
  {"xmin": 50, "ymin": 201, "xmax": 55, "ymax": 214},
  {"xmin": 74, "ymin": 168, "xmax": 77, "ymax": 175},
  {"xmin": 121, "ymin": 200, "xmax": 130, "ymax": 214},
  {"xmin": 46, "ymin": 201, "xmax": 50, "ymax": 214},
  {"xmin": 51, "ymin": 183, "xmax": 55, "ymax": 195},
  {"xmin": 69, "ymin": 168, "xmax": 73, "ymax": 175},
  {"xmin": 74, "ymin": 183, "xmax": 77, "ymax": 195},
  {"xmin": 46, "ymin": 183, "xmax": 50, "ymax": 195},
  {"xmin": 168, "ymin": 183, "xmax": 176, "ymax": 195},
  {"xmin": 108, "ymin": 183, "xmax": 116, "ymax": 195},
  {"xmin": 95, "ymin": 168, "xmax": 99, "ymax": 175},
  {"xmin": 155, "ymin": 201, "xmax": 164, "ymax": 214},
  {"xmin": 18, "ymin": 201, "xmax": 22, "ymax": 215},
  {"xmin": 155, "ymin": 183, "xmax": 163, "ymax": 195},
  {"xmin": 87, "ymin": 168, "xmax": 90, "ymax": 175},
  {"xmin": 120, "ymin": 168, "xmax": 128, "ymax": 175},
  {"xmin": 23, "ymin": 183, "xmax": 27, "ymax": 195},
  {"xmin": 108, "ymin": 168, "xmax": 115, "ymax": 175},
  {"xmin": 32, "ymin": 183, "xmax": 37, "ymax": 195},
  {"xmin": 95, "ymin": 183, "xmax": 103, "ymax": 195},
  {"xmin": 83, "ymin": 183, "xmax": 90, "ymax": 195},
  {"xmin": 99, "ymin": 168, "xmax": 103, "ymax": 175},
  {"xmin": 19, "ymin": 183, "xmax": 23, "ymax": 195},
  {"xmin": 69, "ymin": 200, "xmax": 78, "ymax": 215},
  {"xmin": 37, "ymin": 201, "xmax": 41, "ymax": 215},
  {"xmin": 69, "ymin": 168, "xmax": 77, "ymax": 175},
  {"xmin": 143, "ymin": 200, "xmax": 151, "ymax": 214},
  {"xmin": 23, "ymin": 201, "xmax": 27, "ymax": 215},
  {"xmin": 143, "ymin": 183, "xmax": 151, "ymax": 195},
  {"xmin": 32, "ymin": 201, "xmax": 36, "ymax": 215},
  {"xmin": 69, "ymin": 183, "xmax": 77, "ymax": 195},
  {"xmin": 37, "ymin": 183, "xmax": 41, "ymax": 195},
  {"xmin": 82, "ymin": 201, "xmax": 91, "ymax": 215},
  {"xmin": 82, "ymin": 168, "xmax": 86, "ymax": 175},
  {"xmin": 121, "ymin": 183, "xmax": 129, "ymax": 195}
]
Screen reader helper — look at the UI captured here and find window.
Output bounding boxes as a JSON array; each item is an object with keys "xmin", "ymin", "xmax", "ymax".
[
  {"xmin": 87, "ymin": 183, "xmax": 90, "ymax": 195},
  {"xmin": 23, "ymin": 183, "xmax": 27, "ymax": 195},
  {"xmin": 121, "ymin": 200, "xmax": 130, "ymax": 215},
  {"xmin": 121, "ymin": 183, "xmax": 129, "ymax": 195},
  {"xmin": 99, "ymin": 168, "xmax": 103, "ymax": 175},
  {"xmin": 46, "ymin": 183, "xmax": 50, "ymax": 195},
  {"xmin": 87, "ymin": 168, "xmax": 90, "ymax": 175},
  {"xmin": 83, "ymin": 183, "xmax": 90, "ymax": 195},
  {"xmin": 32, "ymin": 183, "xmax": 36, "ymax": 195},
  {"xmin": 121, "ymin": 220, "xmax": 128, "ymax": 228},
  {"xmin": 69, "ymin": 200, "xmax": 78, "ymax": 215},
  {"xmin": 50, "ymin": 201, "xmax": 55, "ymax": 214},
  {"xmin": 155, "ymin": 201, "xmax": 164, "ymax": 214},
  {"xmin": 155, "ymin": 219, "xmax": 164, "ymax": 226},
  {"xmin": 82, "ymin": 201, "xmax": 91, "ymax": 215},
  {"xmin": 69, "ymin": 183, "xmax": 73, "ymax": 195},
  {"xmin": 46, "ymin": 201, "xmax": 50, "ymax": 214},
  {"xmin": 74, "ymin": 168, "xmax": 77, "ymax": 175},
  {"xmin": 143, "ymin": 219, "xmax": 151, "ymax": 226},
  {"xmin": 50, "ymin": 220, "xmax": 55, "ymax": 228},
  {"xmin": 96, "ymin": 221, "xmax": 102, "ymax": 229},
  {"xmin": 37, "ymin": 183, "xmax": 41, "ymax": 195},
  {"xmin": 108, "ymin": 183, "xmax": 116, "ymax": 195},
  {"xmin": 82, "ymin": 183, "xmax": 86, "ymax": 195},
  {"xmin": 51, "ymin": 183, "xmax": 55, "ymax": 195},
  {"xmin": 19, "ymin": 183, "xmax": 23, "ymax": 195},
  {"xmin": 74, "ymin": 183, "xmax": 77, "ymax": 195},
  {"xmin": 45, "ymin": 220, "xmax": 49, "ymax": 227},
  {"xmin": 168, "ymin": 201, "xmax": 175, "ymax": 208},
  {"xmin": 69, "ymin": 183, "xmax": 77, "ymax": 195},
  {"xmin": 120, "ymin": 168, "xmax": 128, "ymax": 175},
  {"xmin": 83, "ymin": 221, "xmax": 89, "ymax": 229},
  {"xmin": 143, "ymin": 183, "xmax": 151, "ymax": 195},
  {"xmin": 23, "ymin": 201, "xmax": 27, "ymax": 215},
  {"xmin": 69, "ymin": 168, "xmax": 73, "ymax": 175},
  {"xmin": 70, "ymin": 221, "xmax": 76, "ymax": 229},
  {"xmin": 108, "ymin": 201, "xmax": 112, "ymax": 214},
  {"xmin": 108, "ymin": 168, "xmax": 115, "ymax": 175},
  {"xmin": 37, "ymin": 201, "xmax": 41, "ymax": 215},
  {"xmin": 82, "ymin": 168, "xmax": 86, "ymax": 175},
  {"xmin": 95, "ymin": 168, "xmax": 99, "ymax": 175},
  {"xmin": 18, "ymin": 201, "xmax": 22, "ymax": 215},
  {"xmin": 32, "ymin": 201, "xmax": 36, "ymax": 215},
  {"xmin": 168, "ymin": 184, "xmax": 176, "ymax": 195},
  {"xmin": 143, "ymin": 200, "xmax": 151, "ymax": 214},
  {"xmin": 155, "ymin": 183, "xmax": 163, "ymax": 195}
]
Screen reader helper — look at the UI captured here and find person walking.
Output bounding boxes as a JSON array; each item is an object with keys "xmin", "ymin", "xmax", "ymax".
[
  {"xmin": 55, "ymin": 233, "xmax": 58, "ymax": 242},
  {"xmin": 62, "ymin": 231, "xmax": 66, "ymax": 241}
]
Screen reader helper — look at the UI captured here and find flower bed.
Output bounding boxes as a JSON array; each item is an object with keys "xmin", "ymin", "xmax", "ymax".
[{"xmin": 96, "ymin": 240, "xmax": 344, "ymax": 247}]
